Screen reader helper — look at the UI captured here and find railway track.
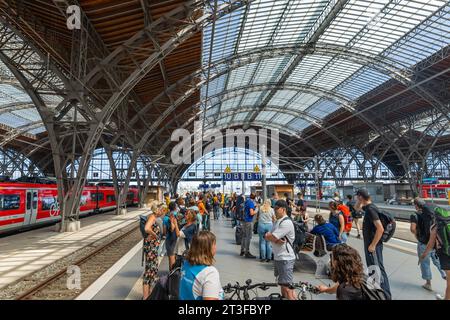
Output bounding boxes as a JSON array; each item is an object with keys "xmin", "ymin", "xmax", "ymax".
[{"xmin": 14, "ymin": 224, "xmax": 142, "ymax": 300}]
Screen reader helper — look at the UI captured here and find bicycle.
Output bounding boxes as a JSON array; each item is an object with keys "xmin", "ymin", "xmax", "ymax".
[
  {"xmin": 223, "ymin": 279, "xmax": 279, "ymax": 300},
  {"xmin": 222, "ymin": 279, "xmax": 320, "ymax": 300}
]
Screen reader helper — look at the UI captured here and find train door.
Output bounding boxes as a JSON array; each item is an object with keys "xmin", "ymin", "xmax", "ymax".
[{"xmin": 24, "ymin": 189, "xmax": 38, "ymax": 225}]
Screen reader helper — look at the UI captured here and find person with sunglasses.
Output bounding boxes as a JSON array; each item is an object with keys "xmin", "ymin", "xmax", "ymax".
[{"xmin": 264, "ymin": 200, "xmax": 296, "ymax": 300}]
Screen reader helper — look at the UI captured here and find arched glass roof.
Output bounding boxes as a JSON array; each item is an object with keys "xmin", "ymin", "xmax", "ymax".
[
  {"xmin": 0, "ymin": 26, "xmax": 75, "ymax": 138},
  {"xmin": 201, "ymin": 0, "xmax": 450, "ymax": 133},
  {"xmin": 181, "ymin": 147, "xmax": 286, "ymax": 180}
]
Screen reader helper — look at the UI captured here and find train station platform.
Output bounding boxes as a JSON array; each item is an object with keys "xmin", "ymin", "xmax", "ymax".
[
  {"xmin": 82, "ymin": 214, "xmax": 446, "ymax": 300},
  {"xmin": 0, "ymin": 208, "xmax": 149, "ymax": 292}
]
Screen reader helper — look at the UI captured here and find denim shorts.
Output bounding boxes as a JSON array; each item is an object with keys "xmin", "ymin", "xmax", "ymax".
[{"xmin": 274, "ymin": 259, "xmax": 295, "ymax": 286}]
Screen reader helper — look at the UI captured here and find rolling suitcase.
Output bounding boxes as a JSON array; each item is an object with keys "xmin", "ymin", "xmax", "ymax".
[{"xmin": 235, "ymin": 224, "xmax": 242, "ymax": 245}]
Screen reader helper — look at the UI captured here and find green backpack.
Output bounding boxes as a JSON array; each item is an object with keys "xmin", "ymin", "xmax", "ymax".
[{"xmin": 434, "ymin": 207, "xmax": 450, "ymax": 256}]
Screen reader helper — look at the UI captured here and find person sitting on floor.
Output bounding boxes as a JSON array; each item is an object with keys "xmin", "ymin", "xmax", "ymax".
[
  {"xmin": 310, "ymin": 214, "xmax": 341, "ymax": 250},
  {"xmin": 316, "ymin": 244, "xmax": 366, "ymax": 300}
]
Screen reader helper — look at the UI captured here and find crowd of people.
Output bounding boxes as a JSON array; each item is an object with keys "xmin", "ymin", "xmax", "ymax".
[{"xmin": 140, "ymin": 189, "xmax": 450, "ymax": 301}]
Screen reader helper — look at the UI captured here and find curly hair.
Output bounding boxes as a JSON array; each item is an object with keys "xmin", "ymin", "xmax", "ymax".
[{"xmin": 330, "ymin": 244, "xmax": 364, "ymax": 288}]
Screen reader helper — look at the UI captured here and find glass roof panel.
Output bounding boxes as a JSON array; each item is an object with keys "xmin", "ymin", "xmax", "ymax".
[
  {"xmin": 256, "ymin": 111, "xmax": 277, "ymax": 122},
  {"xmin": 287, "ymin": 55, "xmax": 333, "ymax": 84},
  {"xmin": 271, "ymin": 113, "xmax": 295, "ymax": 125},
  {"xmin": 305, "ymin": 100, "xmax": 339, "ymax": 119},
  {"xmin": 272, "ymin": 0, "xmax": 331, "ymax": 46},
  {"xmin": 0, "ymin": 112, "xmax": 30, "ymax": 128},
  {"xmin": 288, "ymin": 118, "xmax": 310, "ymax": 131},
  {"xmin": 11, "ymin": 108, "xmax": 41, "ymax": 122},
  {"xmin": 269, "ymin": 90, "xmax": 298, "ymax": 107},
  {"xmin": 237, "ymin": 0, "xmax": 290, "ymax": 53},
  {"xmin": 251, "ymin": 56, "xmax": 292, "ymax": 85},
  {"xmin": 220, "ymin": 96, "xmax": 242, "ymax": 111},
  {"xmin": 233, "ymin": 112, "xmax": 249, "ymax": 122},
  {"xmin": 0, "ymin": 84, "xmax": 30, "ymax": 105},
  {"xmin": 309, "ymin": 58, "xmax": 363, "ymax": 91},
  {"xmin": 226, "ymin": 63, "xmax": 259, "ymax": 90},
  {"xmin": 287, "ymin": 93, "xmax": 321, "ymax": 111},
  {"xmin": 241, "ymin": 91, "xmax": 268, "ymax": 106}
]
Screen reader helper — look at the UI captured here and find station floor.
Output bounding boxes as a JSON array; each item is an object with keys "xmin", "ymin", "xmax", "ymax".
[
  {"xmin": 86, "ymin": 214, "xmax": 446, "ymax": 300},
  {"xmin": 0, "ymin": 208, "xmax": 149, "ymax": 290}
]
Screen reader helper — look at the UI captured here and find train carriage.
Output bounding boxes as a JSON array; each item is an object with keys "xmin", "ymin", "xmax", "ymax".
[{"xmin": 0, "ymin": 181, "xmax": 136, "ymax": 234}]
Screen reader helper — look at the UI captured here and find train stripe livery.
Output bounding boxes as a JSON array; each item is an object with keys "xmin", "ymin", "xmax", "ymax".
[{"xmin": 0, "ymin": 182, "xmax": 139, "ymax": 233}]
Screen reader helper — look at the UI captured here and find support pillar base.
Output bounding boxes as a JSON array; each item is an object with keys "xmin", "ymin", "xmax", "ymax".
[{"xmin": 56, "ymin": 221, "xmax": 81, "ymax": 232}]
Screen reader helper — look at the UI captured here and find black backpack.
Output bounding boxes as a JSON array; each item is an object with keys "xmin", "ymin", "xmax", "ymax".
[
  {"xmin": 368, "ymin": 205, "xmax": 396, "ymax": 242},
  {"xmin": 280, "ymin": 217, "xmax": 307, "ymax": 258},
  {"xmin": 378, "ymin": 209, "xmax": 396, "ymax": 242},
  {"xmin": 139, "ymin": 215, "xmax": 148, "ymax": 238},
  {"xmin": 360, "ymin": 277, "xmax": 387, "ymax": 300}
]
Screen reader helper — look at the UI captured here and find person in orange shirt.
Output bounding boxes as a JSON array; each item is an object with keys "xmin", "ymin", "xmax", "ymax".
[{"xmin": 197, "ymin": 194, "xmax": 209, "ymax": 231}]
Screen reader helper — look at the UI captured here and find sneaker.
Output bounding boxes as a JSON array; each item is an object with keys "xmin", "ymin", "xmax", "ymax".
[
  {"xmin": 436, "ymin": 294, "xmax": 444, "ymax": 300},
  {"xmin": 245, "ymin": 253, "xmax": 256, "ymax": 259},
  {"xmin": 266, "ymin": 259, "xmax": 271, "ymax": 263},
  {"xmin": 240, "ymin": 251, "xmax": 245, "ymax": 256},
  {"xmin": 356, "ymin": 234, "xmax": 361, "ymax": 239},
  {"xmin": 422, "ymin": 283, "xmax": 433, "ymax": 291},
  {"xmin": 260, "ymin": 258, "xmax": 266, "ymax": 262}
]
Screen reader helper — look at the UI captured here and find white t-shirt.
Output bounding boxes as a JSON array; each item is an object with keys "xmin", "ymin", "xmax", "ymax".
[
  {"xmin": 175, "ymin": 230, "xmax": 187, "ymax": 256},
  {"xmin": 271, "ymin": 216, "xmax": 296, "ymax": 261}
]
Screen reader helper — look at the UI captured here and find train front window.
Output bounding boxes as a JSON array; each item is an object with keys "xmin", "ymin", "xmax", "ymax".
[
  {"xmin": 127, "ymin": 192, "xmax": 134, "ymax": 200},
  {"xmin": 0, "ymin": 194, "xmax": 21, "ymax": 211}
]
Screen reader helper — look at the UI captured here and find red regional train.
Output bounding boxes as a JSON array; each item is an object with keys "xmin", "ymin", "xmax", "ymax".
[
  {"xmin": 0, "ymin": 179, "xmax": 139, "ymax": 233},
  {"xmin": 419, "ymin": 184, "xmax": 450, "ymax": 199}
]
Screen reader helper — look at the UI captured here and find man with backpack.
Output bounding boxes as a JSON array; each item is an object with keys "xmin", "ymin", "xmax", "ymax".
[
  {"xmin": 355, "ymin": 189, "xmax": 392, "ymax": 300},
  {"xmin": 411, "ymin": 198, "xmax": 447, "ymax": 292},
  {"xmin": 419, "ymin": 201, "xmax": 450, "ymax": 300},
  {"xmin": 264, "ymin": 199, "xmax": 296, "ymax": 300}
]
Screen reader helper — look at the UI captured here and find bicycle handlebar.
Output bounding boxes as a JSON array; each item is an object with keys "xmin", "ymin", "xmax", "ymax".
[
  {"xmin": 223, "ymin": 281, "xmax": 278, "ymax": 292},
  {"xmin": 289, "ymin": 281, "xmax": 321, "ymax": 295}
]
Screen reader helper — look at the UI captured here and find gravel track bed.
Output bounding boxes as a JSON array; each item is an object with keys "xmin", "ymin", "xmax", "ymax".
[{"xmin": 0, "ymin": 222, "xmax": 140, "ymax": 300}]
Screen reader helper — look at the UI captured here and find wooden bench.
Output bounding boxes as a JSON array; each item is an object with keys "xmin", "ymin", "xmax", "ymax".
[{"xmin": 298, "ymin": 233, "xmax": 331, "ymax": 279}]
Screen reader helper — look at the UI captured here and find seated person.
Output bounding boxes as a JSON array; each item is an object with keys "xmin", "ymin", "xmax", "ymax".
[{"xmin": 310, "ymin": 214, "xmax": 341, "ymax": 251}]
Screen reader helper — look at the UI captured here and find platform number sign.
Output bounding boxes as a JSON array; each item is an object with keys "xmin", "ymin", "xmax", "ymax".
[{"xmin": 67, "ymin": 265, "xmax": 81, "ymax": 290}]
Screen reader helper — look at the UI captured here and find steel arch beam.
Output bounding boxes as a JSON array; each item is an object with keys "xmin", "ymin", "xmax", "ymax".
[
  {"xmin": 141, "ymin": 81, "xmax": 357, "ymax": 151},
  {"xmin": 0, "ymin": 121, "xmax": 43, "ymax": 147},
  {"xmin": 52, "ymin": 0, "xmax": 250, "ymax": 216}
]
